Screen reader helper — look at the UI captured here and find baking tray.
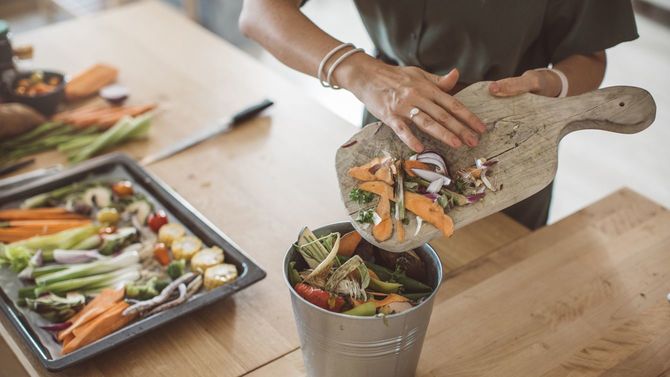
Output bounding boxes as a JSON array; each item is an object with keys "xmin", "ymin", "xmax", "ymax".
[{"xmin": 0, "ymin": 153, "xmax": 267, "ymax": 370}]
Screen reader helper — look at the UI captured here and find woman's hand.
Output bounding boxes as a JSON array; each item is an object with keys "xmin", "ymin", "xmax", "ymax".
[
  {"xmin": 335, "ymin": 55, "xmax": 486, "ymax": 152},
  {"xmin": 489, "ymin": 69, "xmax": 563, "ymax": 98}
]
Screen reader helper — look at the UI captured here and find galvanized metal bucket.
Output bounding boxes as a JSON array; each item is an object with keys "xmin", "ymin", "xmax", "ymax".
[{"xmin": 284, "ymin": 222, "xmax": 443, "ymax": 377}]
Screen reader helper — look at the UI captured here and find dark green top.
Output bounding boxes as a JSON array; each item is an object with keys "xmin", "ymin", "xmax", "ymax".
[{"xmin": 348, "ymin": 0, "xmax": 638, "ymax": 83}]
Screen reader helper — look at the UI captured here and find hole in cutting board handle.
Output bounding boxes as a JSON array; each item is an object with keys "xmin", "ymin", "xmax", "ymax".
[{"xmin": 619, "ymin": 102, "xmax": 625, "ymax": 107}]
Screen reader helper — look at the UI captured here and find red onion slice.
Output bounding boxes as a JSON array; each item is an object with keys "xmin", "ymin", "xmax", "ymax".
[
  {"xmin": 40, "ymin": 321, "xmax": 72, "ymax": 332},
  {"xmin": 412, "ymin": 169, "xmax": 452, "ymax": 190}
]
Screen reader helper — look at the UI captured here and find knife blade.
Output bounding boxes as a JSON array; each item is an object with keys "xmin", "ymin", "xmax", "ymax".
[{"xmin": 140, "ymin": 99, "xmax": 274, "ymax": 166}]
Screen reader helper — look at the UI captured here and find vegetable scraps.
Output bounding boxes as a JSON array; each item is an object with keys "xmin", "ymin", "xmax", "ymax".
[
  {"xmin": 0, "ymin": 178, "xmax": 238, "ymax": 355},
  {"xmin": 290, "ymin": 227, "xmax": 433, "ymax": 316},
  {"xmin": 347, "ymin": 152, "xmax": 499, "ymax": 241}
]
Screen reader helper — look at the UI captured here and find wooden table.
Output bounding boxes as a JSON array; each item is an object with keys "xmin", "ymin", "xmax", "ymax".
[{"xmin": 1, "ymin": 2, "xmax": 669, "ymax": 377}]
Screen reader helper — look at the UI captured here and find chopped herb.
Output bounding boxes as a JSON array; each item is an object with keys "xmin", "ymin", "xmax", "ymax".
[
  {"xmin": 402, "ymin": 218, "xmax": 410, "ymax": 225},
  {"xmin": 349, "ymin": 188, "xmax": 374, "ymax": 204},
  {"xmin": 356, "ymin": 209, "xmax": 375, "ymax": 224}
]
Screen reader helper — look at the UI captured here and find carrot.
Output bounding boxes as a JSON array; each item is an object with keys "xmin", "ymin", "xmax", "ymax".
[
  {"xmin": 65, "ymin": 63, "xmax": 118, "ymax": 101},
  {"xmin": 0, "ymin": 208, "xmax": 87, "ymax": 221},
  {"xmin": 403, "ymin": 160, "xmax": 431, "ymax": 177},
  {"xmin": 359, "ymin": 181, "xmax": 454, "ymax": 238},
  {"xmin": 338, "ymin": 230, "xmax": 362, "ymax": 257},
  {"xmin": 53, "ymin": 105, "xmax": 106, "ymax": 122},
  {"xmin": 96, "ymin": 104, "xmax": 157, "ymax": 128},
  {"xmin": 61, "ymin": 333, "xmax": 75, "ymax": 348},
  {"xmin": 372, "ymin": 293, "xmax": 410, "ymax": 308},
  {"xmin": 62, "ymin": 301, "xmax": 136, "ymax": 355},
  {"xmin": 2, "ymin": 219, "xmax": 91, "ymax": 227},
  {"xmin": 0, "ymin": 220, "xmax": 92, "ymax": 242},
  {"xmin": 55, "ymin": 103, "xmax": 157, "ymax": 129},
  {"xmin": 348, "ymin": 157, "xmax": 395, "ymax": 186},
  {"xmin": 372, "ymin": 195, "xmax": 393, "ymax": 242},
  {"xmin": 153, "ymin": 245, "xmax": 170, "ymax": 266},
  {"xmin": 58, "ymin": 288, "xmax": 124, "ymax": 342}
]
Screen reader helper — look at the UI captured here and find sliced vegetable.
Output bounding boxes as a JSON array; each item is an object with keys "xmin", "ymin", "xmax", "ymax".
[
  {"xmin": 152, "ymin": 243, "xmax": 170, "ymax": 266},
  {"xmin": 379, "ymin": 301, "xmax": 414, "ymax": 315},
  {"xmin": 158, "ymin": 223, "xmax": 186, "ymax": 246},
  {"xmin": 125, "ymin": 277, "xmax": 170, "ymax": 300},
  {"xmin": 337, "ymin": 230, "xmax": 362, "ymax": 257},
  {"xmin": 99, "ymin": 227, "xmax": 138, "ymax": 255},
  {"xmin": 111, "ymin": 180, "xmax": 134, "ymax": 197},
  {"xmin": 171, "ymin": 235, "xmax": 202, "ymax": 260},
  {"xmin": 62, "ymin": 301, "xmax": 136, "ymax": 355},
  {"xmin": 82, "ymin": 187, "xmax": 112, "ymax": 208},
  {"xmin": 203, "ymin": 264, "xmax": 237, "ymax": 290},
  {"xmin": 25, "ymin": 292, "xmax": 85, "ymax": 322},
  {"xmin": 287, "ymin": 261, "xmax": 302, "ymax": 286},
  {"xmin": 364, "ymin": 261, "xmax": 432, "ymax": 293},
  {"xmin": 294, "ymin": 283, "xmax": 344, "ymax": 312},
  {"xmin": 166, "ymin": 259, "xmax": 186, "ymax": 280},
  {"xmin": 190, "ymin": 246, "xmax": 223, "ymax": 273},
  {"xmin": 57, "ymin": 288, "xmax": 124, "ymax": 342},
  {"xmin": 35, "ymin": 251, "xmax": 140, "ymax": 286},
  {"xmin": 10, "ymin": 224, "xmax": 99, "ymax": 251},
  {"xmin": 124, "ymin": 200, "xmax": 152, "ymax": 225},
  {"xmin": 147, "ymin": 211, "xmax": 168, "ymax": 233},
  {"xmin": 368, "ymin": 276, "xmax": 402, "ymax": 293},
  {"xmin": 96, "ymin": 207, "xmax": 120, "ymax": 224},
  {"xmin": 342, "ymin": 301, "xmax": 376, "ymax": 316}
]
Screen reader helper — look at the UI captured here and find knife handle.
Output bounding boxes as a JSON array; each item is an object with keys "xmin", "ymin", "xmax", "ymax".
[{"xmin": 232, "ymin": 99, "xmax": 274, "ymax": 125}]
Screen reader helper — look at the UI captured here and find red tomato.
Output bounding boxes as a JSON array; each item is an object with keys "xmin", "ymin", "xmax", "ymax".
[
  {"xmin": 112, "ymin": 180, "xmax": 134, "ymax": 197},
  {"xmin": 294, "ymin": 283, "xmax": 345, "ymax": 312},
  {"xmin": 147, "ymin": 211, "xmax": 168, "ymax": 233}
]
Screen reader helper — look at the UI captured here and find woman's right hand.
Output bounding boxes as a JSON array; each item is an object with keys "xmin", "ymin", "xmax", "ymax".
[{"xmin": 335, "ymin": 55, "xmax": 487, "ymax": 152}]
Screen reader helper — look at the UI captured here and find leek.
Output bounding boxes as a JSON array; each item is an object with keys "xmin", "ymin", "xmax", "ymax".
[
  {"xmin": 35, "ymin": 251, "xmax": 138, "ymax": 286},
  {"xmin": 33, "ymin": 265, "xmax": 140, "ymax": 296},
  {"xmin": 11, "ymin": 224, "xmax": 99, "ymax": 251}
]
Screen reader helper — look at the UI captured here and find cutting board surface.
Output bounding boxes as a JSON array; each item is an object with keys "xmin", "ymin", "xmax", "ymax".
[{"xmin": 336, "ymin": 82, "xmax": 656, "ymax": 252}]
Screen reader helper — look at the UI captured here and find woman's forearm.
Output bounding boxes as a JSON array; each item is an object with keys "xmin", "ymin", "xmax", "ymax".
[
  {"xmin": 240, "ymin": 0, "xmax": 358, "ymax": 78},
  {"xmin": 554, "ymin": 51, "xmax": 607, "ymax": 95}
]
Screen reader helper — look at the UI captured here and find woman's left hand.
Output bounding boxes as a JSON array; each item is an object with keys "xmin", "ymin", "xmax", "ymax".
[{"xmin": 488, "ymin": 69, "xmax": 563, "ymax": 98}]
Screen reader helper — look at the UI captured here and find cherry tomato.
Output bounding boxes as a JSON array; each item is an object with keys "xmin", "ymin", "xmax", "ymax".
[
  {"xmin": 112, "ymin": 180, "xmax": 134, "ymax": 197},
  {"xmin": 153, "ymin": 243, "xmax": 171, "ymax": 266},
  {"xmin": 147, "ymin": 210, "xmax": 168, "ymax": 233},
  {"xmin": 294, "ymin": 283, "xmax": 345, "ymax": 312}
]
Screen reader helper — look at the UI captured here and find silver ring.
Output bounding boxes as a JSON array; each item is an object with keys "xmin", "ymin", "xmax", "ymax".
[{"xmin": 409, "ymin": 107, "xmax": 420, "ymax": 120}]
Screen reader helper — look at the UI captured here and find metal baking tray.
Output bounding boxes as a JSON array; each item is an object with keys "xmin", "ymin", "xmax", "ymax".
[{"xmin": 0, "ymin": 153, "xmax": 266, "ymax": 371}]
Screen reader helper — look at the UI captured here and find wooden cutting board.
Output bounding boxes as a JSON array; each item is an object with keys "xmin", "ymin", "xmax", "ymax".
[{"xmin": 335, "ymin": 82, "xmax": 656, "ymax": 252}]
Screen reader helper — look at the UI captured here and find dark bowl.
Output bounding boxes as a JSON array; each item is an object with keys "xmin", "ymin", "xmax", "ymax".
[{"xmin": 3, "ymin": 70, "xmax": 66, "ymax": 116}]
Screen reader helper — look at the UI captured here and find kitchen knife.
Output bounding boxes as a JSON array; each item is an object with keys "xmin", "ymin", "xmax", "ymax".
[{"xmin": 140, "ymin": 99, "xmax": 274, "ymax": 166}]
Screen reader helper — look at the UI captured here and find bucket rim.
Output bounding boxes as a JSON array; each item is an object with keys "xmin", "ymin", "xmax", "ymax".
[{"xmin": 283, "ymin": 221, "xmax": 443, "ymax": 320}]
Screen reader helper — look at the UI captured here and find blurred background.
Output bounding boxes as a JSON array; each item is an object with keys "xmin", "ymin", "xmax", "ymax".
[{"xmin": 1, "ymin": 0, "xmax": 669, "ymax": 223}]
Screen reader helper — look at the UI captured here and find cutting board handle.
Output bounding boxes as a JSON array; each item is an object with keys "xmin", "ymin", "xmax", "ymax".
[{"xmin": 556, "ymin": 86, "xmax": 656, "ymax": 138}]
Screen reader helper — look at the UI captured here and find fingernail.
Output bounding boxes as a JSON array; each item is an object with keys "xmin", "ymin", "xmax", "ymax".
[
  {"xmin": 466, "ymin": 133, "xmax": 479, "ymax": 147},
  {"xmin": 490, "ymin": 83, "xmax": 499, "ymax": 93},
  {"xmin": 451, "ymin": 137, "xmax": 462, "ymax": 148}
]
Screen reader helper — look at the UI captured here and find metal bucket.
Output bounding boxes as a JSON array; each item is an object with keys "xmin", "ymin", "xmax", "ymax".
[{"xmin": 284, "ymin": 222, "xmax": 443, "ymax": 377}]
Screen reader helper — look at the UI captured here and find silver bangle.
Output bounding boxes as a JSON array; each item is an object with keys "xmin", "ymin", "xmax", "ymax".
[
  {"xmin": 318, "ymin": 43, "xmax": 354, "ymax": 88},
  {"xmin": 535, "ymin": 68, "xmax": 569, "ymax": 98},
  {"xmin": 326, "ymin": 47, "xmax": 364, "ymax": 89}
]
